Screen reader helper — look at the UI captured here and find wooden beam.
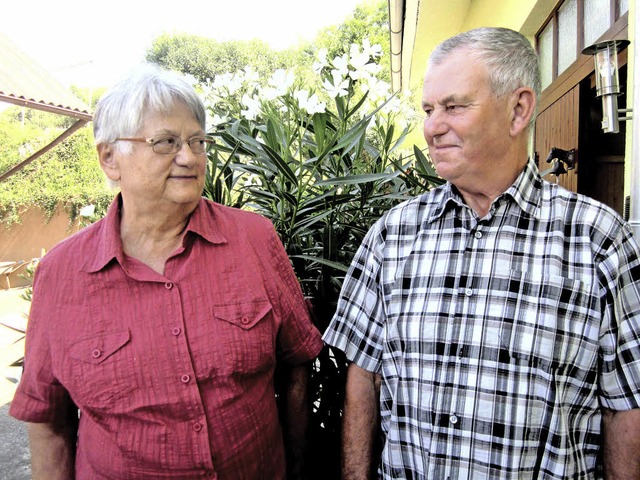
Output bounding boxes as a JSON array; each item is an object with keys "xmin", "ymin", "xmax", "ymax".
[{"xmin": 0, "ymin": 119, "xmax": 90, "ymax": 182}]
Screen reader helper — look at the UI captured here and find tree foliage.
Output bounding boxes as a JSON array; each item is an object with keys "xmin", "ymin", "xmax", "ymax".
[
  {"xmin": 146, "ymin": 34, "xmax": 306, "ymax": 84},
  {"xmin": 308, "ymin": 0, "xmax": 390, "ymax": 81},
  {"xmin": 146, "ymin": 0, "xmax": 389, "ymax": 85},
  {"xmin": 0, "ymin": 111, "xmax": 113, "ymax": 228}
]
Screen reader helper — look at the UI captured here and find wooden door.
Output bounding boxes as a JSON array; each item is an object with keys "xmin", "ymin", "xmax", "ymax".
[{"xmin": 534, "ymin": 85, "xmax": 579, "ymax": 192}]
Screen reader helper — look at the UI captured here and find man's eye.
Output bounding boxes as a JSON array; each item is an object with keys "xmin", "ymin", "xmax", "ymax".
[
  {"xmin": 423, "ymin": 109, "xmax": 433, "ymax": 118},
  {"xmin": 446, "ymin": 104, "xmax": 464, "ymax": 111}
]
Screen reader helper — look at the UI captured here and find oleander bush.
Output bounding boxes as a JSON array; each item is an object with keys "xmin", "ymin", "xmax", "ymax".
[{"xmin": 202, "ymin": 40, "xmax": 443, "ymax": 478}]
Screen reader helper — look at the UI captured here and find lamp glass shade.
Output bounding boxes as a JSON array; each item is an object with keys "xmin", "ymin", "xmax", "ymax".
[{"xmin": 594, "ymin": 46, "xmax": 620, "ymax": 96}]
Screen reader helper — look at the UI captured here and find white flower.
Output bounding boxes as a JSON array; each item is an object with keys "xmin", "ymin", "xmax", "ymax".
[
  {"xmin": 365, "ymin": 78, "xmax": 391, "ymax": 102},
  {"xmin": 348, "ymin": 42, "xmax": 383, "ymax": 81},
  {"xmin": 79, "ymin": 205, "xmax": 95, "ymax": 217},
  {"xmin": 331, "ymin": 53, "xmax": 350, "ymax": 77},
  {"xmin": 323, "ymin": 70, "xmax": 350, "ymax": 98},
  {"xmin": 361, "ymin": 39, "xmax": 383, "ymax": 59},
  {"xmin": 294, "ymin": 89, "xmax": 310, "ymax": 106},
  {"xmin": 293, "ymin": 89, "xmax": 326, "ymax": 114},
  {"xmin": 212, "ymin": 72, "xmax": 231, "ymax": 89},
  {"xmin": 242, "ymin": 66, "xmax": 259, "ymax": 83},
  {"xmin": 210, "ymin": 113, "xmax": 228, "ymax": 126},
  {"xmin": 270, "ymin": 69, "xmax": 295, "ymax": 88},
  {"xmin": 260, "ymin": 87, "xmax": 279, "ymax": 101},
  {"xmin": 381, "ymin": 96, "xmax": 402, "ymax": 115},
  {"xmin": 241, "ymin": 94, "xmax": 261, "ymax": 120},
  {"xmin": 229, "ymin": 74, "xmax": 246, "ymax": 94},
  {"xmin": 313, "ymin": 48, "xmax": 329, "ymax": 73}
]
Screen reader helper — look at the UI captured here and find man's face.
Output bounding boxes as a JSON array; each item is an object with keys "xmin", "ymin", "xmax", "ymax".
[
  {"xmin": 421, "ymin": 49, "xmax": 514, "ymax": 191},
  {"xmin": 107, "ymin": 101, "xmax": 207, "ymax": 212}
]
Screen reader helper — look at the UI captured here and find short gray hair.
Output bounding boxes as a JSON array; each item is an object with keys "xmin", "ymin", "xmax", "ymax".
[
  {"xmin": 429, "ymin": 27, "xmax": 541, "ymax": 123},
  {"xmin": 93, "ymin": 64, "xmax": 206, "ymax": 147}
]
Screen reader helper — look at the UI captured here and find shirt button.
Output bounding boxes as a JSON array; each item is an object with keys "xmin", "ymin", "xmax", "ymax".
[
  {"xmin": 181, "ymin": 374, "xmax": 191, "ymax": 384},
  {"xmin": 241, "ymin": 316, "xmax": 250, "ymax": 325},
  {"xmin": 465, "ymin": 288, "xmax": 473, "ymax": 296},
  {"xmin": 474, "ymin": 231, "xmax": 482, "ymax": 239},
  {"xmin": 450, "ymin": 414, "xmax": 458, "ymax": 425},
  {"xmin": 92, "ymin": 349, "xmax": 102, "ymax": 358},
  {"xmin": 171, "ymin": 327, "xmax": 182, "ymax": 336},
  {"xmin": 193, "ymin": 422, "xmax": 203, "ymax": 432},
  {"xmin": 165, "ymin": 282, "xmax": 173, "ymax": 290}
]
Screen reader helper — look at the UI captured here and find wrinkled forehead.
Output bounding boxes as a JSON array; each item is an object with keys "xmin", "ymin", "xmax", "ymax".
[{"xmin": 422, "ymin": 52, "xmax": 488, "ymax": 99}]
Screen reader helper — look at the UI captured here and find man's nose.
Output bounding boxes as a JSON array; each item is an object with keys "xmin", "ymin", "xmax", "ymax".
[{"xmin": 423, "ymin": 109, "xmax": 447, "ymax": 140}]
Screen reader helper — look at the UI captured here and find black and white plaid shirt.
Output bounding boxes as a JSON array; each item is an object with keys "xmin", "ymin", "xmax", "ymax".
[{"xmin": 323, "ymin": 158, "xmax": 640, "ymax": 479}]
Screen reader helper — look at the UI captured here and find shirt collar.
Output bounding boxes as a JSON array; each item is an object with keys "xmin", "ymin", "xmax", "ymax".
[
  {"xmin": 501, "ymin": 157, "xmax": 542, "ymax": 219},
  {"xmin": 184, "ymin": 198, "xmax": 229, "ymax": 245},
  {"xmin": 429, "ymin": 157, "xmax": 542, "ymax": 223},
  {"xmin": 84, "ymin": 195, "xmax": 227, "ymax": 273}
]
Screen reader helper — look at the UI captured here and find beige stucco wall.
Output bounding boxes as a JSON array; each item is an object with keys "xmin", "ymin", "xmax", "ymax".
[{"xmin": 0, "ymin": 206, "xmax": 82, "ymax": 288}]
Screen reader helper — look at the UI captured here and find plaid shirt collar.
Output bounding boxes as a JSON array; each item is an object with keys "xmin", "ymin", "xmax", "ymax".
[{"xmin": 429, "ymin": 157, "xmax": 543, "ymax": 224}]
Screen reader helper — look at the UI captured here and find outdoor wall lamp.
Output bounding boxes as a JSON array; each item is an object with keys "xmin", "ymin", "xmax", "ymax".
[{"xmin": 582, "ymin": 39, "xmax": 631, "ymax": 134}]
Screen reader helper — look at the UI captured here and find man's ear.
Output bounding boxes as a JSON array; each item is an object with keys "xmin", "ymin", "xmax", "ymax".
[
  {"xmin": 509, "ymin": 87, "xmax": 536, "ymax": 137},
  {"xmin": 97, "ymin": 143, "xmax": 120, "ymax": 182}
]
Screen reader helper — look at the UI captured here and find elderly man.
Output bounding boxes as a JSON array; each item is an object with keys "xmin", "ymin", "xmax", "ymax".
[
  {"xmin": 323, "ymin": 27, "xmax": 640, "ymax": 479},
  {"xmin": 10, "ymin": 66, "xmax": 323, "ymax": 479}
]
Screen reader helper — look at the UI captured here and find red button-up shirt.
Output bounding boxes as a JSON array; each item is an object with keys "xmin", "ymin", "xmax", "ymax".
[{"xmin": 10, "ymin": 196, "xmax": 323, "ymax": 479}]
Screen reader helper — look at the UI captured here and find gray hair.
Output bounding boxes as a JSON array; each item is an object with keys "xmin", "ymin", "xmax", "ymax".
[
  {"xmin": 429, "ymin": 27, "xmax": 541, "ymax": 124},
  {"xmin": 93, "ymin": 64, "xmax": 206, "ymax": 147},
  {"xmin": 93, "ymin": 64, "xmax": 206, "ymax": 189}
]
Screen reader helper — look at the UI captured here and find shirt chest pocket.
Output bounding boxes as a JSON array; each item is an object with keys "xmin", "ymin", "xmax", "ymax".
[
  {"xmin": 500, "ymin": 272, "xmax": 599, "ymax": 372},
  {"xmin": 68, "ymin": 329, "xmax": 135, "ymax": 410},
  {"xmin": 206, "ymin": 300, "xmax": 276, "ymax": 375}
]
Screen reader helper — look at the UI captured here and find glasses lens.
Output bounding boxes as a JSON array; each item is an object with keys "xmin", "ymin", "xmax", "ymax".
[
  {"xmin": 188, "ymin": 138, "xmax": 208, "ymax": 155},
  {"xmin": 152, "ymin": 136, "xmax": 180, "ymax": 154}
]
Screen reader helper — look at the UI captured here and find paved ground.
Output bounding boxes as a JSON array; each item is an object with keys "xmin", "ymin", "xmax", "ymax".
[
  {"xmin": 0, "ymin": 287, "xmax": 31, "ymax": 479},
  {"xmin": 0, "ymin": 404, "xmax": 30, "ymax": 480}
]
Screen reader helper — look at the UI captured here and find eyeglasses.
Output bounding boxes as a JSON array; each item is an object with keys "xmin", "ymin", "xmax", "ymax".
[{"xmin": 115, "ymin": 135, "xmax": 212, "ymax": 155}]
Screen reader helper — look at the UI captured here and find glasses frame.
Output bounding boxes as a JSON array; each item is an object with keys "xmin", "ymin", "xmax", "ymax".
[{"xmin": 115, "ymin": 135, "xmax": 212, "ymax": 155}]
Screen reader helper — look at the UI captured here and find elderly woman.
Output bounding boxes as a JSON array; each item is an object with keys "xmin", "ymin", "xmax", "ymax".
[{"xmin": 10, "ymin": 65, "xmax": 323, "ymax": 479}]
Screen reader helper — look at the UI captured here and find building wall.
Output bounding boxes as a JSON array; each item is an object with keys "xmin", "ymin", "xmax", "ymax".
[{"xmin": 0, "ymin": 206, "xmax": 82, "ymax": 288}]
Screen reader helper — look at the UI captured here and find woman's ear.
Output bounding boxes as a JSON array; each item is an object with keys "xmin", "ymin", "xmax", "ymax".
[
  {"xmin": 97, "ymin": 143, "xmax": 120, "ymax": 182},
  {"xmin": 509, "ymin": 87, "xmax": 536, "ymax": 137}
]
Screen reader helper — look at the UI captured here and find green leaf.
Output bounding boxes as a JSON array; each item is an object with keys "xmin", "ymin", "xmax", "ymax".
[
  {"xmin": 315, "ymin": 171, "xmax": 400, "ymax": 186},
  {"xmin": 327, "ymin": 115, "xmax": 372, "ymax": 155},
  {"xmin": 289, "ymin": 255, "xmax": 349, "ymax": 273},
  {"xmin": 261, "ymin": 143, "xmax": 299, "ymax": 185}
]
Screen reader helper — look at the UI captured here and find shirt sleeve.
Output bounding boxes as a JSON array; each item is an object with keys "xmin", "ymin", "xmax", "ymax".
[
  {"xmin": 9, "ymin": 259, "xmax": 74, "ymax": 423},
  {"xmin": 598, "ymin": 221, "xmax": 640, "ymax": 410},
  {"xmin": 265, "ymin": 227, "xmax": 323, "ymax": 365},
  {"xmin": 322, "ymin": 218, "xmax": 386, "ymax": 374}
]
